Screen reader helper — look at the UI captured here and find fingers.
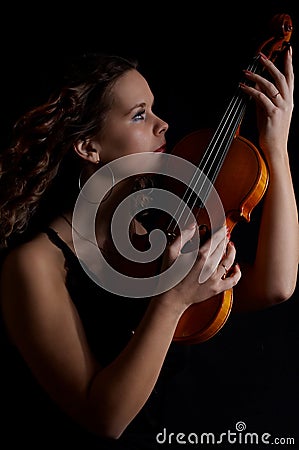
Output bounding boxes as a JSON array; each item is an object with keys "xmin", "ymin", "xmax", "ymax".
[
  {"xmin": 212, "ymin": 241, "xmax": 241, "ymax": 291},
  {"xmin": 166, "ymin": 223, "xmax": 227, "ymax": 269},
  {"xmin": 220, "ymin": 260, "xmax": 242, "ymax": 289},
  {"xmin": 204, "ymin": 225, "xmax": 226, "ymax": 249},
  {"xmin": 196, "ymin": 226, "xmax": 228, "ymax": 284},
  {"xmin": 240, "ymin": 47, "xmax": 293, "ymax": 106},
  {"xmin": 164, "ymin": 224, "xmax": 241, "ymax": 304},
  {"xmin": 218, "ymin": 241, "xmax": 236, "ymax": 278},
  {"xmin": 222, "ymin": 239, "xmax": 236, "ymax": 267},
  {"xmin": 198, "ymin": 225, "xmax": 227, "ymax": 263},
  {"xmin": 166, "ymin": 222, "xmax": 198, "ymax": 263},
  {"xmin": 283, "ymin": 46, "xmax": 294, "ymax": 88},
  {"xmin": 260, "ymin": 47, "xmax": 294, "ymax": 91},
  {"xmin": 257, "ymin": 54, "xmax": 287, "ymax": 102}
]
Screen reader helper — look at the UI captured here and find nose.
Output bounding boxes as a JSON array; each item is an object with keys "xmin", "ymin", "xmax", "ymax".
[{"xmin": 154, "ymin": 115, "xmax": 169, "ymax": 135}]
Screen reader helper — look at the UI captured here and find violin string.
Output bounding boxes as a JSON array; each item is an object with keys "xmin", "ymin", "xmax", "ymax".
[
  {"xmin": 167, "ymin": 55, "xmax": 261, "ymax": 234},
  {"xmin": 167, "ymin": 91, "xmax": 248, "ymax": 231},
  {"xmin": 166, "ymin": 98, "xmax": 245, "ymax": 233},
  {"xmin": 195, "ymin": 55, "xmax": 261, "ymax": 184},
  {"xmin": 200, "ymin": 55, "xmax": 261, "ymax": 184}
]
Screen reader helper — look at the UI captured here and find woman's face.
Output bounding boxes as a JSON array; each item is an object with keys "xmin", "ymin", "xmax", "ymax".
[{"xmin": 93, "ymin": 69, "xmax": 169, "ymax": 163}]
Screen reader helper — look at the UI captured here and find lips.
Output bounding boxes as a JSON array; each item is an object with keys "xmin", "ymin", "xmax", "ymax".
[{"xmin": 154, "ymin": 144, "xmax": 166, "ymax": 153}]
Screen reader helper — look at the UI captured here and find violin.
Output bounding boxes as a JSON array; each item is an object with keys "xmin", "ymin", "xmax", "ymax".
[{"xmin": 164, "ymin": 13, "xmax": 293, "ymax": 344}]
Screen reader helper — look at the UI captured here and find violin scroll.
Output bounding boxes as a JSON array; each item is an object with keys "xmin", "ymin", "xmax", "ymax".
[{"xmin": 257, "ymin": 13, "xmax": 293, "ymax": 62}]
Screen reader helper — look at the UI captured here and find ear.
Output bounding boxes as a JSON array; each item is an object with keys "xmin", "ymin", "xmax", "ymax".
[{"xmin": 73, "ymin": 139, "xmax": 101, "ymax": 164}]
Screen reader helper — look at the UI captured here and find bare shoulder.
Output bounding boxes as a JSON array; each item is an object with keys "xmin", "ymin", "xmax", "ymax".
[
  {"xmin": 0, "ymin": 231, "xmax": 85, "ymax": 353},
  {"xmin": 0, "ymin": 232, "xmax": 68, "ymax": 315},
  {"xmin": 0, "ymin": 233, "xmax": 101, "ymax": 412},
  {"xmin": 1, "ymin": 232, "xmax": 65, "ymax": 282}
]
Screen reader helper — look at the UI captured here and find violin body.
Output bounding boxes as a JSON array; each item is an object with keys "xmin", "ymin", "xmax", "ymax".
[
  {"xmin": 170, "ymin": 129, "xmax": 269, "ymax": 344},
  {"xmin": 167, "ymin": 12, "xmax": 292, "ymax": 344}
]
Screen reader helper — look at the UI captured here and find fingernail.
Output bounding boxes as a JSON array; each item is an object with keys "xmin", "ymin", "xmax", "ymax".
[{"xmin": 259, "ymin": 52, "xmax": 268, "ymax": 60}]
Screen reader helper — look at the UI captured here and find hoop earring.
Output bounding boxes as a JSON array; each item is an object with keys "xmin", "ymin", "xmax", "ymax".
[
  {"xmin": 101, "ymin": 164, "xmax": 115, "ymax": 202},
  {"xmin": 78, "ymin": 163, "xmax": 115, "ymax": 204}
]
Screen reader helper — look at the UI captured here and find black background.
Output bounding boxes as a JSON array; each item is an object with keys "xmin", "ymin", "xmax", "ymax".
[{"xmin": 1, "ymin": 0, "xmax": 298, "ymax": 447}]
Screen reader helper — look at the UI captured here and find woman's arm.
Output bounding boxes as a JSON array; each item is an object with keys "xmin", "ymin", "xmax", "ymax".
[
  {"xmin": 0, "ymin": 226, "xmax": 240, "ymax": 439},
  {"xmin": 234, "ymin": 47, "xmax": 298, "ymax": 311}
]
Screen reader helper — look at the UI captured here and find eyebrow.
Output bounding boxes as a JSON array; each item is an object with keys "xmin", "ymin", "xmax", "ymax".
[
  {"xmin": 128, "ymin": 95, "xmax": 155, "ymax": 113},
  {"xmin": 129, "ymin": 102, "xmax": 146, "ymax": 113}
]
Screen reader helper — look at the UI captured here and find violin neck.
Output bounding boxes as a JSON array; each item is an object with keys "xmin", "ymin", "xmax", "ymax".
[
  {"xmin": 166, "ymin": 55, "xmax": 266, "ymax": 233},
  {"xmin": 199, "ymin": 54, "xmax": 262, "ymax": 191}
]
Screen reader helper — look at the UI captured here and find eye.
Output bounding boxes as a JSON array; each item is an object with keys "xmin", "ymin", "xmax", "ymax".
[{"xmin": 132, "ymin": 109, "xmax": 146, "ymax": 122}]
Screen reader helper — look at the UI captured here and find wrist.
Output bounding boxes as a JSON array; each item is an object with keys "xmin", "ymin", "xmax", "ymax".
[
  {"xmin": 150, "ymin": 290, "xmax": 186, "ymax": 321},
  {"xmin": 265, "ymin": 150, "xmax": 290, "ymax": 171}
]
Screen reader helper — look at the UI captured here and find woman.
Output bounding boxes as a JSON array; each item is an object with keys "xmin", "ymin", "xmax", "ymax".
[{"xmin": 0, "ymin": 50, "xmax": 297, "ymax": 448}]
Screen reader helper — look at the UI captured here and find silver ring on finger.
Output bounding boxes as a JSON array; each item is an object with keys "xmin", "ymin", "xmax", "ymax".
[
  {"xmin": 220, "ymin": 263, "xmax": 228, "ymax": 280},
  {"xmin": 272, "ymin": 90, "xmax": 280, "ymax": 99}
]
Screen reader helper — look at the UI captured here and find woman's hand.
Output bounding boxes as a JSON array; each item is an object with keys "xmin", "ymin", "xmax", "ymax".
[
  {"xmin": 240, "ymin": 47, "xmax": 294, "ymax": 159},
  {"xmin": 159, "ymin": 224, "xmax": 241, "ymax": 312}
]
